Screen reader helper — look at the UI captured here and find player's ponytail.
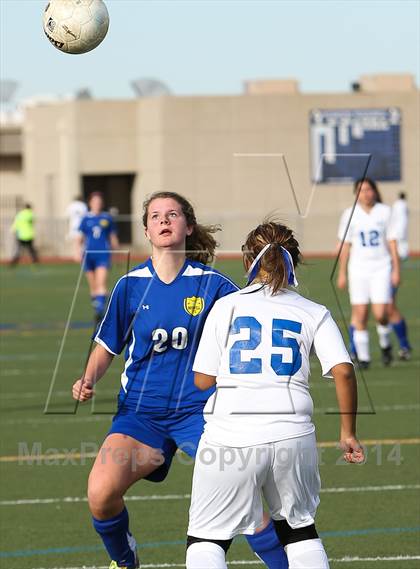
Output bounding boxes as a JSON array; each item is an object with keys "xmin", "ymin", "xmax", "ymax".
[
  {"xmin": 142, "ymin": 191, "xmax": 220, "ymax": 264},
  {"xmin": 242, "ymin": 220, "xmax": 301, "ymax": 294}
]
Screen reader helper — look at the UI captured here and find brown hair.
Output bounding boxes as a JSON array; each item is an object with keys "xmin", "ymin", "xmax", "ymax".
[
  {"xmin": 354, "ymin": 177, "xmax": 382, "ymax": 203},
  {"xmin": 88, "ymin": 192, "xmax": 104, "ymax": 203},
  {"xmin": 242, "ymin": 220, "xmax": 301, "ymax": 294},
  {"xmin": 142, "ymin": 191, "xmax": 220, "ymax": 264}
]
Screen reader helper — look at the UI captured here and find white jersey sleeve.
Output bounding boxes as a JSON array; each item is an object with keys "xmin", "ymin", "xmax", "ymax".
[
  {"xmin": 313, "ymin": 311, "xmax": 352, "ymax": 378},
  {"xmin": 386, "ymin": 207, "xmax": 400, "ymax": 242},
  {"xmin": 193, "ymin": 301, "xmax": 224, "ymax": 376}
]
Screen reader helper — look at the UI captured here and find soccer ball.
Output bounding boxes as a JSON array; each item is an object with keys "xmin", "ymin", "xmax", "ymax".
[{"xmin": 43, "ymin": 0, "xmax": 109, "ymax": 54}]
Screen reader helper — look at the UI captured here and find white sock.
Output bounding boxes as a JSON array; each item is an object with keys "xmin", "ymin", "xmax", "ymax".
[
  {"xmin": 353, "ymin": 329, "xmax": 370, "ymax": 361},
  {"xmin": 376, "ymin": 324, "xmax": 391, "ymax": 349},
  {"xmin": 285, "ymin": 538, "xmax": 329, "ymax": 568},
  {"xmin": 186, "ymin": 541, "xmax": 227, "ymax": 569}
]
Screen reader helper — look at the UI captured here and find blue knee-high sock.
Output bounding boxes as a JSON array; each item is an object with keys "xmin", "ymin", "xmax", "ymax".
[
  {"xmin": 392, "ymin": 319, "xmax": 411, "ymax": 350},
  {"xmin": 93, "ymin": 294, "xmax": 107, "ymax": 317},
  {"xmin": 349, "ymin": 325, "xmax": 356, "ymax": 356},
  {"xmin": 245, "ymin": 519, "xmax": 288, "ymax": 568},
  {"xmin": 92, "ymin": 507, "xmax": 137, "ymax": 566}
]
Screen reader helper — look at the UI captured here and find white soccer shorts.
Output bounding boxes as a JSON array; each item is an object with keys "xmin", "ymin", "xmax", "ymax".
[
  {"xmin": 188, "ymin": 433, "xmax": 320, "ymax": 540},
  {"xmin": 348, "ymin": 265, "xmax": 392, "ymax": 305}
]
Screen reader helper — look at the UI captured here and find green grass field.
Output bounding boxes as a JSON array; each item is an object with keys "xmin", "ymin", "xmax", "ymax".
[{"xmin": 1, "ymin": 258, "xmax": 419, "ymax": 569}]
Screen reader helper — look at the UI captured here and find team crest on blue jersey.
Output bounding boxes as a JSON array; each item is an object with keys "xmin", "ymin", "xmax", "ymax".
[
  {"xmin": 100, "ymin": 219, "xmax": 110, "ymax": 227},
  {"xmin": 184, "ymin": 296, "xmax": 205, "ymax": 316}
]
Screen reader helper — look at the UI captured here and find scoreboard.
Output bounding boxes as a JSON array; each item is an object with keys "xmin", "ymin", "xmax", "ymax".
[{"xmin": 310, "ymin": 108, "xmax": 401, "ymax": 183}]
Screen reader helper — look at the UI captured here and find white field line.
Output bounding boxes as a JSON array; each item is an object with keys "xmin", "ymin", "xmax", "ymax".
[
  {"xmin": 28, "ymin": 555, "xmax": 420, "ymax": 568},
  {"xmin": 1, "ymin": 389, "xmax": 116, "ymax": 400},
  {"xmin": 0, "ymin": 415, "xmax": 113, "ymax": 426},
  {"xmin": 1, "ymin": 403, "xmax": 419, "ymax": 426},
  {"xmin": 330, "ymin": 556, "xmax": 420, "ymax": 563},
  {"xmin": 0, "ymin": 369, "xmax": 50, "ymax": 377},
  {"xmin": 314, "ymin": 403, "xmax": 420, "ymax": 414},
  {"xmin": 1, "ymin": 484, "xmax": 419, "ymax": 506}
]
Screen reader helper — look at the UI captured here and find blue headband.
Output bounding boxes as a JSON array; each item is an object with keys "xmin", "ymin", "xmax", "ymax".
[
  {"xmin": 246, "ymin": 244, "xmax": 298, "ymax": 287},
  {"xmin": 280, "ymin": 246, "xmax": 299, "ymax": 287}
]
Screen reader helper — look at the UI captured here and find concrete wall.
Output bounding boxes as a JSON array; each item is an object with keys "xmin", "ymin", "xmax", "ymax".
[{"xmin": 22, "ymin": 100, "xmax": 138, "ymax": 216}]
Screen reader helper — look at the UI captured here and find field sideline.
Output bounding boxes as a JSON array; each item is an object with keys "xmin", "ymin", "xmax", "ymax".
[{"xmin": 1, "ymin": 258, "xmax": 419, "ymax": 568}]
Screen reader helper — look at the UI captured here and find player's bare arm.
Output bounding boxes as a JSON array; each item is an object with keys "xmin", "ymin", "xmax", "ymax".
[
  {"xmin": 110, "ymin": 232, "xmax": 119, "ymax": 251},
  {"xmin": 194, "ymin": 372, "xmax": 216, "ymax": 391},
  {"xmin": 388, "ymin": 239, "xmax": 401, "ymax": 287},
  {"xmin": 337, "ymin": 242, "xmax": 350, "ymax": 290},
  {"xmin": 72, "ymin": 344, "xmax": 114, "ymax": 402},
  {"xmin": 331, "ymin": 362, "xmax": 364, "ymax": 463}
]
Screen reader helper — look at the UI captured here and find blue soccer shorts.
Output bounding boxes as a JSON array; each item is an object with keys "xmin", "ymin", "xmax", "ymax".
[
  {"xmin": 83, "ymin": 252, "xmax": 111, "ymax": 272},
  {"xmin": 107, "ymin": 405, "xmax": 205, "ymax": 482}
]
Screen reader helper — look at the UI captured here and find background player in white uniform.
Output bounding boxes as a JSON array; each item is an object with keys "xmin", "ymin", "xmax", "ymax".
[
  {"xmin": 337, "ymin": 178, "xmax": 399, "ymax": 368},
  {"xmin": 392, "ymin": 192, "xmax": 409, "ymax": 261},
  {"xmin": 66, "ymin": 194, "xmax": 88, "ymax": 241},
  {"xmin": 388, "ymin": 192, "xmax": 412, "ymax": 359},
  {"xmin": 186, "ymin": 221, "xmax": 364, "ymax": 569},
  {"xmin": 66, "ymin": 194, "xmax": 88, "ymax": 261}
]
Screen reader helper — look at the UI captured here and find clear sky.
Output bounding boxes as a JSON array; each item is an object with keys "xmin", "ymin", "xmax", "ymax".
[{"xmin": 1, "ymin": 0, "xmax": 419, "ymax": 104}]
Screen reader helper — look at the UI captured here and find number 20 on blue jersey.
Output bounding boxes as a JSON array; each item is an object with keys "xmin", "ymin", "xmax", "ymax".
[{"xmin": 229, "ymin": 316, "xmax": 302, "ymax": 376}]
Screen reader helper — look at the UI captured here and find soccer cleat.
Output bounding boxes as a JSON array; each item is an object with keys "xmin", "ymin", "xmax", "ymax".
[
  {"xmin": 358, "ymin": 360, "xmax": 370, "ymax": 370},
  {"xmin": 109, "ymin": 555, "xmax": 139, "ymax": 569},
  {"xmin": 381, "ymin": 346, "xmax": 393, "ymax": 367},
  {"xmin": 398, "ymin": 348, "xmax": 411, "ymax": 361}
]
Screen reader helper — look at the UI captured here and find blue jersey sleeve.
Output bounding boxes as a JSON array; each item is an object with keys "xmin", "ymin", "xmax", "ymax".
[
  {"xmin": 214, "ymin": 275, "xmax": 239, "ymax": 300},
  {"xmin": 94, "ymin": 276, "xmax": 134, "ymax": 355}
]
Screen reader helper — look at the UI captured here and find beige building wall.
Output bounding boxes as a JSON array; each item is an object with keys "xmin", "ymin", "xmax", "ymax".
[
  {"xmin": 136, "ymin": 91, "xmax": 419, "ymax": 254},
  {"xmin": 1, "ymin": 87, "xmax": 419, "ymax": 257},
  {"xmin": 17, "ymin": 101, "xmax": 138, "ymax": 255}
]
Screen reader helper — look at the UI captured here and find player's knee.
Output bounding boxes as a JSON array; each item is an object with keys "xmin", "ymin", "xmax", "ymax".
[
  {"xmin": 87, "ymin": 476, "xmax": 121, "ymax": 517},
  {"xmin": 186, "ymin": 536, "xmax": 231, "ymax": 568},
  {"xmin": 352, "ymin": 315, "xmax": 365, "ymax": 328},
  {"xmin": 273, "ymin": 519, "xmax": 319, "ymax": 547}
]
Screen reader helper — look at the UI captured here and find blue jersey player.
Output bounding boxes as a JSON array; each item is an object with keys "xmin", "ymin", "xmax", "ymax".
[
  {"xmin": 77, "ymin": 192, "xmax": 119, "ymax": 321},
  {"xmin": 72, "ymin": 192, "xmax": 288, "ymax": 569}
]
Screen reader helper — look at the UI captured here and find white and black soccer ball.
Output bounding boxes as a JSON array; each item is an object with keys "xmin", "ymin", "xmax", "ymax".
[{"xmin": 43, "ymin": 0, "xmax": 109, "ymax": 54}]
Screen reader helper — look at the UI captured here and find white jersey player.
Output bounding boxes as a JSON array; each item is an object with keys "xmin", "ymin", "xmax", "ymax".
[
  {"xmin": 337, "ymin": 178, "xmax": 400, "ymax": 368},
  {"xmin": 392, "ymin": 192, "xmax": 409, "ymax": 260},
  {"xmin": 66, "ymin": 196, "xmax": 88, "ymax": 240},
  {"xmin": 186, "ymin": 221, "xmax": 364, "ymax": 569},
  {"xmin": 388, "ymin": 192, "xmax": 412, "ymax": 360}
]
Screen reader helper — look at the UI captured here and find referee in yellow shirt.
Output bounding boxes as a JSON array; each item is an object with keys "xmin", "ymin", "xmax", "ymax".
[{"xmin": 10, "ymin": 204, "xmax": 39, "ymax": 265}]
